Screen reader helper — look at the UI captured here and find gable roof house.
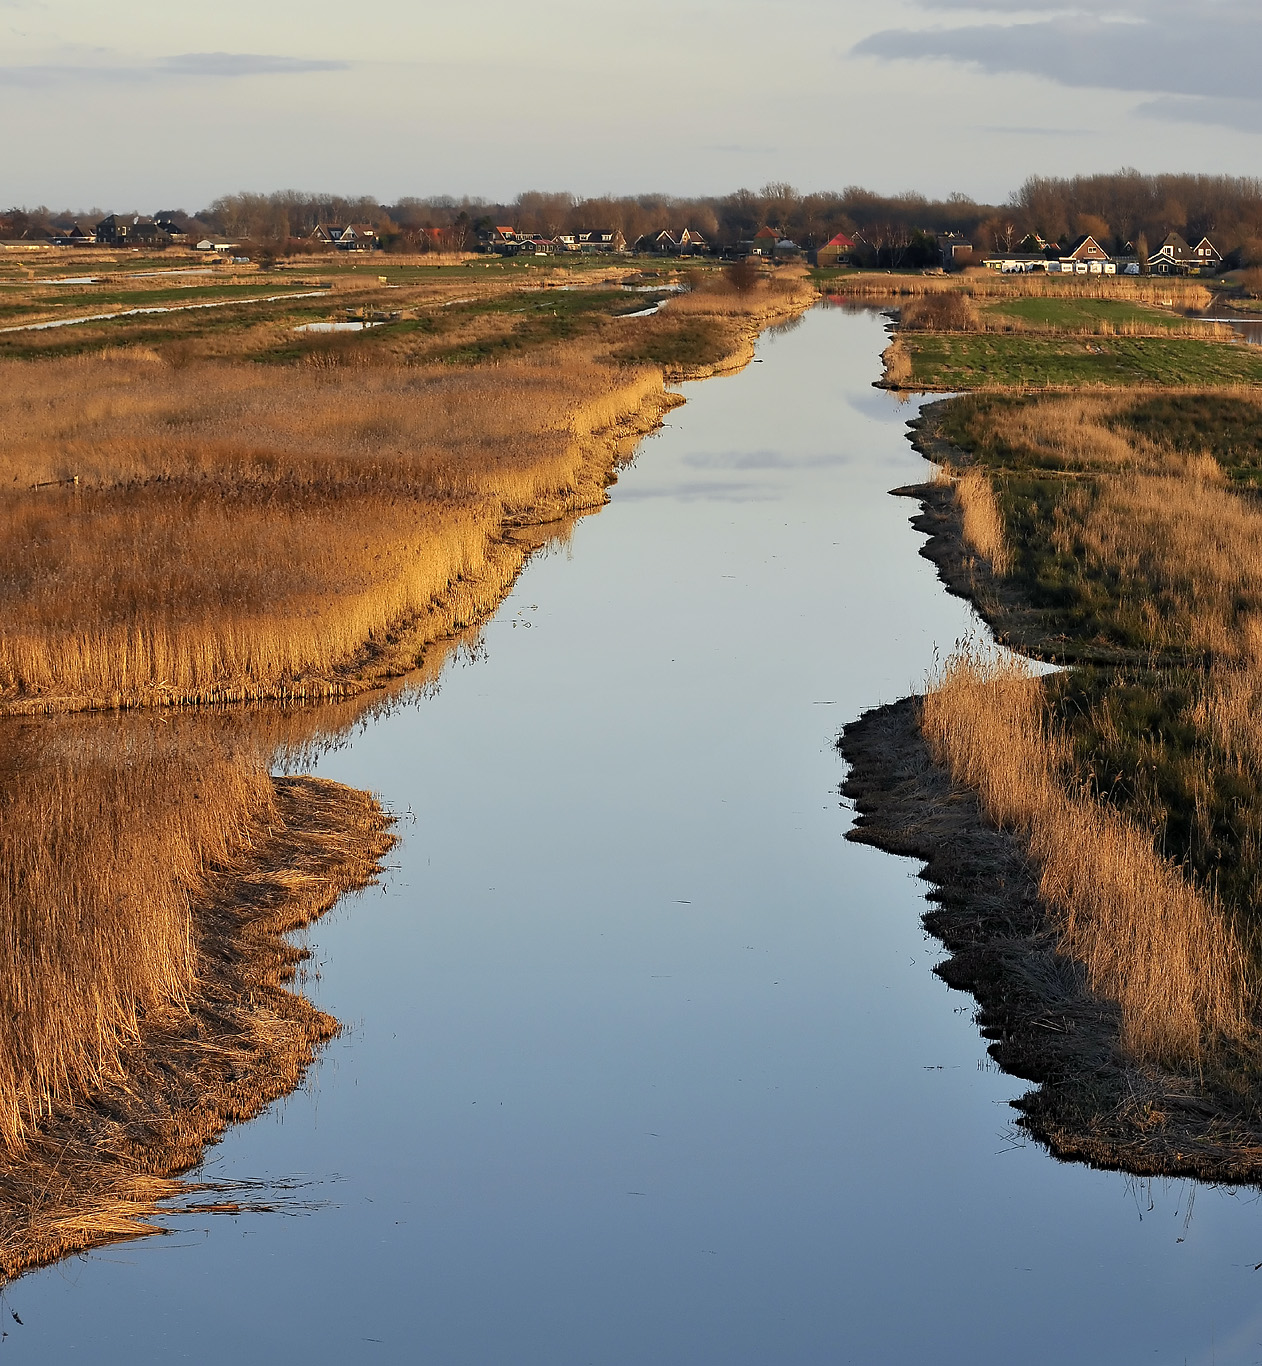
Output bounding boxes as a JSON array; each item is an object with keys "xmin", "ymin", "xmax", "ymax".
[
  {"xmin": 1149, "ymin": 231, "xmax": 1222, "ymax": 274},
  {"xmin": 310, "ymin": 223, "xmax": 380, "ymax": 251},
  {"xmin": 814, "ymin": 232, "xmax": 855, "ymax": 267},
  {"xmin": 578, "ymin": 229, "xmax": 626, "ymax": 253},
  {"xmin": 51, "ymin": 223, "xmax": 95, "ymax": 246},
  {"xmin": 636, "ymin": 229, "xmax": 678, "ymax": 254},
  {"xmin": 479, "ymin": 225, "xmax": 521, "ymax": 253},
  {"xmin": 95, "ymin": 214, "xmax": 173, "ymax": 247},
  {"xmin": 1192, "ymin": 235, "xmax": 1223, "ymax": 269},
  {"xmin": 1064, "ymin": 234, "xmax": 1111, "ymax": 262}
]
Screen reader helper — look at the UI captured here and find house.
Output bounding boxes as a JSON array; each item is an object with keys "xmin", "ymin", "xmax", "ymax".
[
  {"xmin": 1063, "ymin": 234, "xmax": 1111, "ymax": 263},
  {"xmin": 195, "ymin": 239, "xmax": 239, "ymax": 253},
  {"xmin": 635, "ymin": 229, "xmax": 677, "ymax": 254},
  {"xmin": 937, "ymin": 234, "xmax": 974, "ymax": 266},
  {"xmin": 480, "ymin": 225, "xmax": 521, "ymax": 253},
  {"xmin": 750, "ymin": 226, "xmax": 779, "ymax": 257},
  {"xmin": 51, "ymin": 223, "xmax": 95, "ymax": 247},
  {"xmin": 1150, "ymin": 232, "xmax": 1221, "ymax": 274},
  {"xmin": 814, "ymin": 232, "xmax": 856, "ymax": 267},
  {"xmin": 94, "ymin": 214, "xmax": 173, "ymax": 247},
  {"xmin": 1192, "ymin": 236, "xmax": 1223, "ymax": 268},
  {"xmin": 577, "ymin": 230, "xmax": 626, "ymax": 253},
  {"xmin": 310, "ymin": 223, "xmax": 380, "ymax": 251},
  {"xmin": 338, "ymin": 224, "xmax": 379, "ymax": 251}
]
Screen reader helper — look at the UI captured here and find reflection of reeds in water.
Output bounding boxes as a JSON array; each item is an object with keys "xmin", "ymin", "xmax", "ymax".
[
  {"xmin": 0, "ymin": 598, "xmax": 536, "ymax": 1277},
  {"xmin": 921, "ymin": 645, "xmax": 1250, "ymax": 1065}
]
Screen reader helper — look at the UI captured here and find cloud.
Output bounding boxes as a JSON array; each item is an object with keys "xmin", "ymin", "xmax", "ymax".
[
  {"xmin": 0, "ymin": 51, "xmax": 350, "ymax": 86},
  {"xmin": 1138, "ymin": 96, "xmax": 1262, "ymax": 135},
  {"xmin": 851, "ymin": 3, "xmax": 1262, "ymax": 104}
]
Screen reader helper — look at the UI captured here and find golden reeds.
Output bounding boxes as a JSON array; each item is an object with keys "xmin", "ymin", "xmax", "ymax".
[
  {"xmin": 951, "ymin": 467, "xmax": 1012, "ymax": 574},
  {"xmin": 0, "ymin": 352, "xmax": 669, "ymax": 709},
  {"xmin": 922, "ymin": 645, "xmax": 1250, "ymax": 1064}
]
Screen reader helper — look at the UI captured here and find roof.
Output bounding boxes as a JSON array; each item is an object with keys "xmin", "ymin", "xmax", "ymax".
[
  {"xmin": 824, "ymin": 233, "xmax": 855, "ymax": 249},
  {"xmin": 754, "ymin": 226, "xmax": 779, "ymax": 239}
]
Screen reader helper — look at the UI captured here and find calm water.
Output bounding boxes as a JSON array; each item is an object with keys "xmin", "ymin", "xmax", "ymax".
[{"xmin": 14, "ymin": 307, "xmax": 1262, "ymax": 1364}]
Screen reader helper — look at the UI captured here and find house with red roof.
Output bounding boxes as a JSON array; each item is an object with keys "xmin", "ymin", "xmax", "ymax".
[{"xmin": 814, "ymin": 232, "xmax": 856, "ymax": 267}]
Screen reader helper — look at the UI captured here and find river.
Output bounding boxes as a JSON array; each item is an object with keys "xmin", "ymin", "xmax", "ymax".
[{"xmin": 12, "ymin": 304, "xmax": 1262, "ymax": 1364}]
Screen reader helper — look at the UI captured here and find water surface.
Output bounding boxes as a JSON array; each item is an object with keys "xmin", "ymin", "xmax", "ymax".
[{"xmin": 13, "ymin": 306, "xmax": 1262, "ymax": 1364}]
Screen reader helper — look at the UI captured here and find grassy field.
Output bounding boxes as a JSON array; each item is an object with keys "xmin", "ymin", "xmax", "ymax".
[
  {"xmin": 0, "ymin": 250, "xmax": 810, "ymax": 714},
  {"xmin": 901, "ymin": 333, "xmax": 1262, "ymax": 388},
  {"xmin": 920, "ymin": 388, "xmax": 1262, "ymax": 1066}
]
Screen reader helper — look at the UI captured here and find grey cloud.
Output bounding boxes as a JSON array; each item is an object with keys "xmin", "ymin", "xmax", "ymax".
[
  {"xmin": 0, "ymin": 51, "xmax": 350, "ymax": 85},
  {"xmin": 1138, "ymin": 96, "xmax": 1262, "ymax": 135},
  {"xmin": 852, "ymin": 4, "xmax": 1262, "ymax": 103}
]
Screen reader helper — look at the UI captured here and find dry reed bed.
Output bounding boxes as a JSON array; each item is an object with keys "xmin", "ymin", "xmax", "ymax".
[
  {"xmin": 0, "ymin": 350, "xmax": 669, "ymax": 709},
  {"xmin": 0, "ymin": 622, "xmax": 475, "ymax": 1277},
  {"xmin": 922, "ymin": 647, "xmax": 1250, "ymax": 1064},
  {"xmin": 899, "ymin": 290, "xmax": 1232, "ymax": 338},
  {"xmin": 842, "ymin": 272, "xmax": 1214, "ymax": 310},
  {"xmin": 0, "ymin": 731, "xmax": 396, "ymax": 1278},
  {"xmin": 0, "ymin": 276, "xmax": 810, "ymax": 710}
]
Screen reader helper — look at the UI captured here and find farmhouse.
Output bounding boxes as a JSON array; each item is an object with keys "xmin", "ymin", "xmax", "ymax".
[
  {"xmin": 94, "ymin": 215, "xmax": 173, "ymax": 247},
  {"xmin": 310, "ymin": 223, "xmax": 381, "ymax": 251},
  {"xmin": 814, "ymin": 232, "xmax": 855, "ymax": 267},
  {"xmin": 1151, "ymin": 232, "xmax": 1223, "ymax": 274}
]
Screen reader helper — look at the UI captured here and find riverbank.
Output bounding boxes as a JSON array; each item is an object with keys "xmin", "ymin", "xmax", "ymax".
[
  {"xmin": 0, "ymin": 769, "xmax": 394, "ymax": 1280},
  {"xmin": 841, "ymin": 392, "xmax": 1262, "ymax": 1181},
  {"xmin": 0, "ymin": 279, "xmax": 812, "ymax": 1279},
  {"xmin": 0, "ymin": 269, "xmax": 811, "ymax": 716}
]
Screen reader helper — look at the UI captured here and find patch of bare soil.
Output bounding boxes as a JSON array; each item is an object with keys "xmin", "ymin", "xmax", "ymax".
[{"xmin": 0, "ymin": 775, "xmax": 395, "ymax": 1281}]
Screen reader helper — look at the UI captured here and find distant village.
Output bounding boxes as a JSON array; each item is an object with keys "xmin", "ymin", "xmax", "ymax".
[{"xmin": 0, "ymin": 209, "xmax": 1229, "ymax": 278}]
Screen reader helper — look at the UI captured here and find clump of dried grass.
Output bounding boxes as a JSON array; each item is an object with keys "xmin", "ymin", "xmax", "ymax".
[
  {"xmin": 881, "ymin": 335, "xmax": 914, "ymax": 387},
  {"xmin": 922, "ymin": 645, "xmax": 1250, "ymax": 1065},
  {"xmin": 0, "ymin": 352, "xmax": 669, "ymax": 709},
  {"xmin": 950, "ymin": 467, "xmax": 1012, "ymax": 574},
  {"xmin": 901, "ymin": 292, "xmax": 981, "ymax": 332}
]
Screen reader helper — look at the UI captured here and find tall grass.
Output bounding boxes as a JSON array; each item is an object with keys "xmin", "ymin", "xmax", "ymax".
[
  {"xmin": 844, "ymin": 272, "xmax": 1214, "ymax": 310},
  {"xmin": 946, "ymin": 467, "xmax": 1012, "ymax": 574},
  {"xmin": 0, "ymin": 715, "xmax": 277, "ymax": 1146},
  {"xmin": 0, "ymin": 351, "xmax": 668, "ymax": 708},
  {"xmin": 922, "ymin": 646, "xmax": 1250, "ymax": 1064}
]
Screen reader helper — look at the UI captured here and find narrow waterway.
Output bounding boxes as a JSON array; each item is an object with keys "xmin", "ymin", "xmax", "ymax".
[{"xmin": 14, "ymin": 306, "xmax": 1262, "ymax": 1364}]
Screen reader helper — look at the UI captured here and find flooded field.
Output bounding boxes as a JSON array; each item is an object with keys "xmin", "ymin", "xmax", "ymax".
[{"xmin": 9, "ymin": 306, "xmax": 1262, "ymax": 1363}]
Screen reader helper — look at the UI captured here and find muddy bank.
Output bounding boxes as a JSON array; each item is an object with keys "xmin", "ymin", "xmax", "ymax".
[
  {"xmin": 841, "ymin": 700, "xmax": 1262, "ymax": 1181},
  {"xmin": 0, "ymin": 773, "xmax": 394, "ymax": 1281},
  {"xmin": 841, "ymin": 395, "xmax": 1262, "ymax": 1182}
]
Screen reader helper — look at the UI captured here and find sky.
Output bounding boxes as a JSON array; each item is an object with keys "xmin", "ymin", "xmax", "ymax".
[{"xmin": 3, "ymin": 0, "xmax": 1262, "ymax": 212}]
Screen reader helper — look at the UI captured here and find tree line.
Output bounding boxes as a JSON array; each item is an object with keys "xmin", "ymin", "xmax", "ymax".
[{"xmin": 7, "ymin": 172, "xmax": 1262, "ymax": 263}]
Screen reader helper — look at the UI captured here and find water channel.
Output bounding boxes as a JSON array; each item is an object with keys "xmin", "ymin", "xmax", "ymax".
[{"xmin": 14, "ymin": 305, "xmax": 1262, "ymax": 1363}]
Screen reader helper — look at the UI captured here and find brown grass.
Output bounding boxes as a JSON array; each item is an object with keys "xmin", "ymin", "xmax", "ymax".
[
  {"xmin": 843, "ymin": 271, "xmax": 1214, "ymax": 310},
  {"xmin": 946, "ymin": 467, "xmax": 1012, "ymax": 574},
  {"xmin": 921, "ymin": 645, "xmax": 1250, "ymax": 1064},
  {"xmin": 0, "ymin": 350, "xmax": 668, "ymax": 710},
  {"xmin": 0, "ymin": 733, "xmax": 396, "ymax": 1278}
]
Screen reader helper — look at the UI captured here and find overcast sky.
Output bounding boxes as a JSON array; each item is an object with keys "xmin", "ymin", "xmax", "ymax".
[{"xmin": 4, "ymin": 0, "xmax": 1261, "ymax": 212}]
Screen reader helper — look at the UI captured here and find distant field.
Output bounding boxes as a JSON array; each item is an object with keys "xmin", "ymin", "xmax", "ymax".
[
  {"xmin": 903, "ymin": 333, "xmax": 1262, "ymax": 388},
  {"xmin": 978, "ymin": 295, "xmax": 1211, "ymax": 332}
]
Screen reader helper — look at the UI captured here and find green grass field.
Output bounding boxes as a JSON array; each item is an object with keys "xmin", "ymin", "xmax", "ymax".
[
  {"xmin": 906, "ymin": 333, "xmax": 1262, "ymax": 388},
  {"xmin": 979, "ymin": 295, "xmax": 1206, "ymax": 331}
]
